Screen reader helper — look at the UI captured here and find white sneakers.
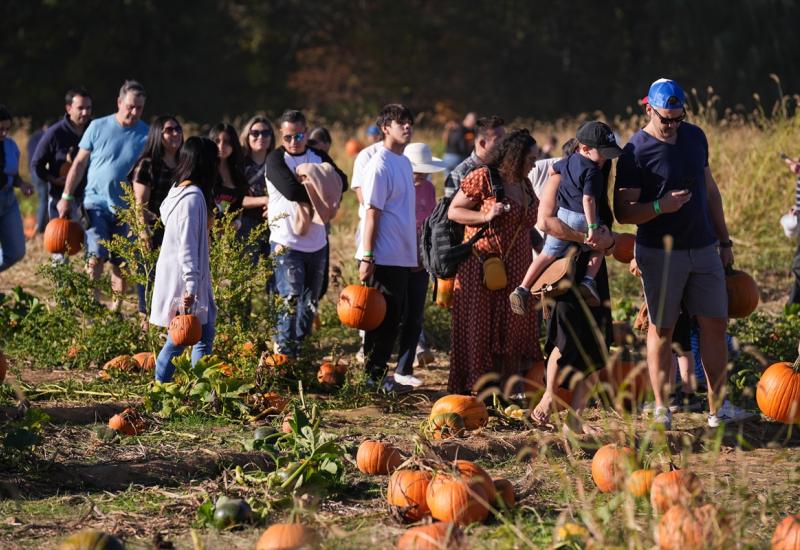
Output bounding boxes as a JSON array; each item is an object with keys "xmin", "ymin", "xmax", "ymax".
[
  {"xmin": 653, "ymin": 406, "xmax": 673, "ymax": 430},
  {"xmin": 707, "ymin": 400, "xmax": 755, "ymax": 428},
  {"xmin": 393, "ymin": 373, "xmax": 424, "ymax": 387}
]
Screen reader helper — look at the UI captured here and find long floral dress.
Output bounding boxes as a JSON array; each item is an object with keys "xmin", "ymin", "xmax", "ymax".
[{"xmin": 448, "ymin": 166, "xmax": 543, "ymax": 394}]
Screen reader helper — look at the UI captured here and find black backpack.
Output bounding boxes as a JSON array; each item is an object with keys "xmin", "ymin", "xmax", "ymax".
[{"xmin": 419, "ymin": 167, "xmax": 504, "ymax": 279}]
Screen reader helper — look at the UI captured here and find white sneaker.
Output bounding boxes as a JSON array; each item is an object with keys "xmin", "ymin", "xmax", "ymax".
[
  {"xmin": 708, "ymin": 400, "xmax": 755, "ymax": 428},
  {"xmin": 653, "ymin": 406, "xmax": 672, "ymax": 430},
  {"xmin": 394, "ymin": 373, "xmax": 423, "ymax": 387},
  {"xmin": 640, "ymin": 401, "xmax": 656, "ymax": 416},
  {"xmin": 355, "ymin": 347, "xmax": 366, "ymax": 364}
]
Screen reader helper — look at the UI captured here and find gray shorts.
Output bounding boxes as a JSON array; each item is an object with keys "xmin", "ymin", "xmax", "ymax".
[{"xmin": 635, "ymin": 242, "xmax": 727, "ymax": 328}]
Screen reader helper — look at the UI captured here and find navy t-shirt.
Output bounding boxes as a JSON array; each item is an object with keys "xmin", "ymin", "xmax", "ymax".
[
  {"xmin": 553, "ymin": 152, "xmax": 603, "ymax": 214},
  {"xmin": 615, "ymin": 123, "xmax": 716, "ymax": 250}
]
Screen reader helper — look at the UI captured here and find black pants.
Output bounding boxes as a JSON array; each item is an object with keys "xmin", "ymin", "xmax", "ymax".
[
  {"xmin": 791, "ymin": 236, "xmax": 800, "ymax": 305},
  {"xmin": 364, "ymin": 264, "xmax": 409, "ymax": 380}
]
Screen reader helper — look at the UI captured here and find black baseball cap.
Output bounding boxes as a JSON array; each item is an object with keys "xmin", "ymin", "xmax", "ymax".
[{"xmin": 576, "ymin": 121, "xmax": 623, "ymax": 159}]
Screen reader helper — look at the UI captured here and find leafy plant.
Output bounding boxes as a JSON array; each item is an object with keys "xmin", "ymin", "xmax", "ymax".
[{"xmin": 0, "ymin": 408, "xmax": 50, "ymax": 464}]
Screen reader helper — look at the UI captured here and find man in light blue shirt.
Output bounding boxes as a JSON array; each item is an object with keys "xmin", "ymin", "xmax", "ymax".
[{"xmin": 57, "ymin": 80, "xmax": 148, "ymax": 309}]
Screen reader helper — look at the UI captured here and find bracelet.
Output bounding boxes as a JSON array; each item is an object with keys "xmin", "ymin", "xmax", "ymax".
[
  {"xmin": 61, "ymin": 193, "xmax": 74, "ymax": 201},
  {"xmin": 360, "ymin": 257, "xmax": 375, "ymax": 264},
  {"xmin": 652, "ymin": 200, "xmax": 661, "ymax": 215},
  {"xmin": 588, "ymin": 223, "xmax": 599, "ymax": 230},
  {"xmin": 719, "ymin": 240, "xmax": 733, "ymax": 248},
  {"xmin": 362, "ymin": 250, "xmax": 374, "ymax": 257}
]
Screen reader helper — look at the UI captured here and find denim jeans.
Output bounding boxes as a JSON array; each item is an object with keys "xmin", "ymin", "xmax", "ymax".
[
  {"xmin": 32, "ymin": 174, "xmax": 48, "ymax": 232},
  {"xmin": 271, "ymin": 242, "xmax": 326, "ymax": 356},
  {"xmin": 155, "ymin": 321, "xmax": 215, "ymax": 382},
  {"xmin": 0, "ymin": 185, "xmax": 26, "ymax": 272},
  {"xmin": 396, "ymin": 269, "xmax": 429, "ymax": 375},
  {"xmin": 85, "ymin": 206, "xmax": 130, "ymax": 264}
]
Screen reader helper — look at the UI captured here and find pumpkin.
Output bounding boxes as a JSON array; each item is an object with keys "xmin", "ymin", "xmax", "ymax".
[
  {"xmin": 429, "ymin": 413, "xmax": 466, "ymax": 439},
  {"xmin": 598, "ymin": 359, "xmax": 651, "ymax": 407},
  {"xmin": 591, "ymin": 444, "xmax": 635, "ymax": 493},
  {"xmin": 356, "ymin": 440, "xmax": 403, "ymax": 474},
  {"xmin": 108, "ymin": 408, "xmax": 146, "ymax": 436},
  {"xmin": 317, "ymin": 361, "xmax": 347, "ymax": 386},
  {"xmin": 242, "ymin": 341, "xmax": 255, "ymax": 353},
  {"xmin": 452, "ymin": 460, "xmax": 496, "ymax": 508},
  {"xmin": 522, "ymin": 361, "xmax": 573, "ymax": 411},
  {"xmin": 132, "ymin": 352, "xmax": 155, "ymax": 371},
  {"xmin": 58, "ymin": 530, "xmax": 124, "ymax": 550},
  {"xmin": 337, "ymin": 284, "xmax": 387, "ymax": 331},
  {"xmin": 756, "ymin": 358, "xmax": 800, "ymax": 424},
  {"xmin": 169, "ymin": 313, "xmax": 202, "ymax": 346},
  {"xmin": 262, "ymin": 352, "xmax": 291, "ymax": 375},
  {"xmin": 387, "ymin": 469, "xmax": 432, "ymax": 521},
  {"xmin": 493, "ymin": 478, "xmax": 515, "ymax": 508},
  {"xmin": 771, "ymin": 513, "xmax": 800, "ymax": 549},
  {"xmin": 435, "ymin": 278, "xmax": 455, "ymax": 309},
  {"xmin": 212, "ymin": 496, "xmax": 251, "ymax": 529},
  {"xmin": 650, "ymin": 466, "xmax": 704, "ymax": 513},
  {"xmin": 0, "ymin": 351, "xmax": 7, "ymax": 384},
  {"xmin": 102, "ymin": 355, "xmax": 136, "ymax": 374},
  {"xmin": 626, "ymin": 468, "xmax": 658, "ymax": 497},
  {"xmin": 256, "ymin": 523, "xmax": 317, "ymax": 550},
  {"xmin": 426, "ymin": 473, "xmax": 489, "ymax": 525},
  {"xmin": 260, "ymin": 392, "xmax": 289, "ymax": 413},
  {"xmin": 344, "ymin": 138, "xmax": 363, "ymax": 158},
  {"xmin": 555, "ymin": 523, "xmax": 589, "ymax": 544},
  {"xmin": 657, "ymin": 504, "xmax": 730, "ymax": 550},
  {"xmin": 23, "ymin": 214, "xmax": 37, "ymax": 239},
  {"xmin": 725, "ymin": 269, "xmax": 759, "ymax": 318},
  {"xmin": 281, "ymin": 414, "xmax": 293, "ymax": 434},
  {"xmin": 44, "ymin": 218, "xmax": 84, "ymax": 255},
  {"xmin": 613, "ymin": 233, "xmax": 636, "ymax": 263},
  {"xmin": 396, "ymin": 522, "xmax": 465, "ymax": 550},
  {"xmin": 429, "ymin": 395, "xmax": 488, "ymax": 430}
]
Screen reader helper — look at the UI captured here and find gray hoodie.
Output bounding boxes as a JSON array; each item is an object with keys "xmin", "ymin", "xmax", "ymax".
[{"xmin": 149, "ymin": 184, "xmax": 216, "ymax": 327}]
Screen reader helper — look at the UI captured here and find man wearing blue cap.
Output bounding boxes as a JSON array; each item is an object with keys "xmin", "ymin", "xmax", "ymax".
[{"xmin": 615, "ymin": 78, "xmax": 753, "ymax": 429}]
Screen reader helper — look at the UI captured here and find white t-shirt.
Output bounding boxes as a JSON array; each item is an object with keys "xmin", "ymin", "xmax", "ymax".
[
  {"xmin": 266, "ymin": 149, "xmax": 327, "ymax": 252},
  {"xmin": 529, "ymin": 157, "xmax": 562, "ymax": 199},
  {"xmin": 355, "ymin": 147, "xmax": 417, "ymax": 267},
  {"xmin": 351, "ymin": 142, "xmax": 383, "ymax": 246}
]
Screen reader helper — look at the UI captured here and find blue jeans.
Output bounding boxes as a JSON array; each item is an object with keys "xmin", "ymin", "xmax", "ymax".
[
  {"xmin": 32, "ymin": 174, "xmax": 48, "ymax": 232},
  {"xmin": 271, "ymin": 242, "xmax": 326, "ymax": 356},
  {"xmin": 542, "ymin": 207, "xmax": 589, "ymax": 257},
  {"xmin": 155, "ymin": 322, "xmax": 215, "ymax": 382},
  {"xmin": 85, "ymin": 206, "xmax": 130, "ymax": 264},
  {"xmin": 0, "ymin": 185, "xmax": 26, "ymax": 272},
  {"xmin": 396, "ymin": 269, "xmax": 429, "ymax": 375}
]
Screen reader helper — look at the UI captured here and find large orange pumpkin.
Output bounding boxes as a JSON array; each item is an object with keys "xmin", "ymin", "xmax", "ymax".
[
  {"xmin": 0, "ymin": 351, "xmax": 7, "ymax": 384},
  {"xmin": 523, "ymin": 360, "xmax": 573, "ymax": 411},
  {"xmin": 726, "ymin": 269, "xmax": 759, "ymax": 318},
  {"xmin": 656, "ymin": 504, "xmax": 730, "ymax": 550},
  {"xmin": 650, "ymin": 466, "xmax": 704, "ymax": 513},
  {"xmin": 58, "ymin": 530, "xmax": 124, "ymax": 550},
  {"xmin": 771, "ymin": 513, "xmax": 800, "ymax": 550},
  {"xmin": 317, "ymin": 361, "xmax": 347, "ymax": 386},
  {"xmin": 591, "ymin": 444, "xmax": 635, "ymax": 493},
  {"xmin": 493, "ymin": 478, "xmax": 515, "ymax": 508},
  {"xmin": 426, "ymin": 473, "xmax": 489, "ymax": 525},
  {"xmin": 452, "ymin": 460, "xmax": 496, "ymax": 509},
  {"xmin": 613, "ymin": 233, "xmax": 636, "ymax": 263},
  {"xmin": 756, "ymin": 358, "xmax": 800, "ymax": 424},
  {"xmin": 337, "ymin": 284, "xmax": 387, "ymax": 331},
  {"xmin": 626, "ymin": 468, "xmax": 658, "ymax": 497},
  {"xmin": 132, "ymin": 352, "xmax": 156, "ymax": 371},
  {"xmin": 108, "ymin": 408, "xmax": 146, "ymax": 436},
  {"xmin": 387, "ymin": 469, "xmax": 432, "ymax": 521},
  {"xmin": 169, "ymin": 313, "xmax": 202, "ymax": 346},
  {"xmin": 344, "ymin": 138, "xmax": 363, "ymax": 158},
  {"xmin": 356, "ymin": 440, "xmax": 403, "ymax": 475},
  {"xmin": 396, "ymin": 522, "xmax": 465, "ymax": 550},
  {"xmin": 429, "ymin": 395, "xmax": 488, "ymax": 430},
  {"xmin": 44, "ymin": 218, "xmax": 84, "ymax": 255},
  {"xmin": 255, "ymin": 523, "xmax": 317, "ymax": 550}
]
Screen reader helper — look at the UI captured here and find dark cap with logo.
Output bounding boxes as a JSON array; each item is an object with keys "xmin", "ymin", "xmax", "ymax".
[{"xmin": 576, "ymin": 121, "xmax": 623, "ymax": 159}]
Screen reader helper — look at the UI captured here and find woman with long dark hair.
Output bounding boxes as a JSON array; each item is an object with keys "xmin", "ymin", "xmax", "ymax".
[
  {"xmin": 238, "ymin": 115, "xmax": 274, "ymax": 243},
  {"xmin": 150, "ymin": 136, "xmax": 218, "ymax": 382},
  {"xmin": 209, "ymin": 123, "xmax": 247, "ymax": 228}
]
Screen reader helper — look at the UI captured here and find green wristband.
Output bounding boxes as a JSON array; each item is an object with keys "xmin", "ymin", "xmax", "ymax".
[
  {"xmin": 653, "ymin": 200, "xmax": 661, "ymax": 215},
  {"xmin": 61, "ymin": 193, "xmax": 74, "ymax": 201},
  {"xmin": 588, "ymin": 223, "xmax": 599, "ymax": 230},
  {"xmin": 362, "ymin": 250, "xmax": 374, "ymax": 257}
]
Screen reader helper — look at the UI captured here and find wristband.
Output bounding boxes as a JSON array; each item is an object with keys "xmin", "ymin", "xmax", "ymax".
[
  {"xmin": 588, "ymin": 223, "xmax": 599, "ymax": 230},
  {"xmin": 61, "ymin": 193, "xmax": 74, "ymax": 201},
  {"xmin": 360, "ymin": 257, "xmax": 375, "ymax": 264},
  {"xmin": 652, "ymin": 200, "xmax": 661, "ymax": 215},
  {"xmin": 719, "ymin": 240, "xmax": 733, "ymax": 248},
  {"xmin": 362, "ymin": 250, "xmax": 374, "ymax": 257}
]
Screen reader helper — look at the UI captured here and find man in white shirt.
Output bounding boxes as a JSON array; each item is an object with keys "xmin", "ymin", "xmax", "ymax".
[{"xmin": 356, "ymin": 104, "xmax": 417, "ymax": 392}]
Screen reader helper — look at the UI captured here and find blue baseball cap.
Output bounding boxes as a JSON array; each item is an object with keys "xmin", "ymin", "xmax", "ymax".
[
  {"xmin": 366, "ymin": 125, "xmax": 381, "ymax": 137},
  {"xmin": 647, "ymin": 78, "xmax": 685, "ymax": 110}
]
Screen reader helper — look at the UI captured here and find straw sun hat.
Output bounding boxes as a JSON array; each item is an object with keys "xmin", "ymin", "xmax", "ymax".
[{"xmin": 403, "ymin": 143, "xmax": 447, "ymax": 174}]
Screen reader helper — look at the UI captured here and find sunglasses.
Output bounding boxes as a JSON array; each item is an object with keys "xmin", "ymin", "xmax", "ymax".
[
  {"xmin": 249, "ymin": 129, "xmax": 272, "ymax": 139},
  {"xmin": 282, "ymin": 132, "xmax": 305, "ymax": 143},
  {"xmin": 651, "ymin": 108, "xmax": 686, "ymax": 126},
  {"xmin": 163, "ymin": 126, "xmax": 183, "ymax": 135}
]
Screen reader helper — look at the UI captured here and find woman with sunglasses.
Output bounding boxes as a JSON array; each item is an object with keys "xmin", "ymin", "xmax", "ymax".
[
  {"xmin": 238, "ymin": 116, "xmax": 275, "ymax": 244},
  {"xmin": 209, "ymin": 123, "xmax": 248, "ymax": 229}
]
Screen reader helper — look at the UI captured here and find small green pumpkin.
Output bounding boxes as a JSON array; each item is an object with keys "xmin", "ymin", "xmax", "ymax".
[{"xmin": 212, "ymin": 496, "xmax": 252, "ymax": 529}]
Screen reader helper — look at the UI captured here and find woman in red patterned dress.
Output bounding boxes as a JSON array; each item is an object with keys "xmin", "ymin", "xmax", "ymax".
[{"xmin": 447, "ymin": 129, "xmax": 543, "ymax": 396}]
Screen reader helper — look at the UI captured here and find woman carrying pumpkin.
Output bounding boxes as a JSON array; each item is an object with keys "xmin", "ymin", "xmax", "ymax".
[
  {"xmin": 150, "ymin": 137, "xmax": 218, "ymax": 382},
  {"xmin": 446, "ymin": 129, "xmax": 543, "ymax": 397}
]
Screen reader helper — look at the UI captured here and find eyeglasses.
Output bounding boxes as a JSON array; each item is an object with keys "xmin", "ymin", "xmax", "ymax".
[
  {"xmin": 249, "ymin": 129, "xmax": 272, "ymax": 139},
  {"xmin": 282, "ymin": 132, "xmax": 305, "ymax": 143},
  {"xmin": 651, "ymin": 108, "xmax": 686, "ymax": 126},
  {"xmin": 163, "ymin": 126, "xmax": 183, "ymax": 135}
]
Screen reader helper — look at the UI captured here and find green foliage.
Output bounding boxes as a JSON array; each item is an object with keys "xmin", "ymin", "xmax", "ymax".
[{"xmin": 0, "ymin": 408, "xmax": 50, "ymax": 464}]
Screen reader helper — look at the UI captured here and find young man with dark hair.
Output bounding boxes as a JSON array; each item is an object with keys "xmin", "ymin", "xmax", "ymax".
[
  {"xmin": 443, "ymin": 115, "xmax": 505, "ymax": 197},
  {"xmin": 356, "ymin": 104, "xmax": 417, "ymax": 392}
]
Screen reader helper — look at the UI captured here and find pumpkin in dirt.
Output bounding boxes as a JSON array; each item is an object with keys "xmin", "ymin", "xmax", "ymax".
[
  {"xmin": 429, "ymin": 412, "xmax": 466, "ymax": 439},
  {"xmin": 102, "ymin": 355, "xmax": 136, "ymax": 374},
  {"xmin": 212, "ymin": 496, "xmax": 252, "ymax": 529},
  {"xmin": 725, "ymin": 269, "xmax": 759, "ymax": 318},
  {"xmin": 771, "ymin": 513, "xmax": 800, "ymax": 549},
  {"xmin": 23, "ymin": 214, "xmax": 37, "ymax": 239},
  {"xmin": 387, "ymin": 469, "xmax": 432, "ymax": 522},
  {"xmin": 44, "ymin": 218, "xmax": 84, "ymax": 255},
  {"xmin": 756, "ymin": 358, "xmax": 800, "ymax": 424},
  {"xmin": 493, "ymin": 478, "xmax": 515, "ymax": 508},
  {"xmin": 429, "ymin": 395, "xmax": 488, "ymax": 430},
  {"xmin": 523, "ymin": 361, "xmax": 573, "ymax": 411},
  {"xmin": 452, "ymin": 460, "xmax": 496, "ymax": 508},
  {"xmin": 626, "ymin": 468, "xmax": 658, "ymax": 497},
  {"xmin": 337, "ymin": 284, "xmax": 387, "ymax": 331},
  {"xmin": 0, "ymin": 351, "xmax": 7, "ymax": 384},
  {"xmin": 650, "ymin": 466, "xmax": 704, "ymax": 513},
  {"xmin": 613, "ymin": 233, "xmax": 636, "ymax": 263},
  {"xmin": 598, "ymin": 359, "xmax": 651, "ymax": 407},
  {"xmin": 256, "ymin": 523, "xmax": 317, "ymax": 550},
  {"xmin": 356, "ymin": 440, "xmax": 404, "ymax": 475},
  {"xmin": 132, "ymin": 352, "xmax": 155, "ymax": 371},
  {"xmin": 656, "ymin": 504, "xmax": 731, "ymax": 550},
  {"xmin": 591, "ymin": 444, "xmax": 635, "ymax": 493},
  {"xmin": 317, "ymin": 361, "xmax": 347, "ymax": 386},
  {"xmin": 58, "ymin": 529, "xmax": 124, "ymax": 550},
  {"xmin": 168, "ymin": 313, "xmax": 202, "ymax": 346},
  {"xmin": 396, "ymin": 522, "xmax": 465, "ymax": 550},
  {"xmin": 426, "ymin": 473, "xmax": 489, "ymax": 525},
  {"xmin": 107, "ymin": 408, "xmax": 146, "ymax": 436}
]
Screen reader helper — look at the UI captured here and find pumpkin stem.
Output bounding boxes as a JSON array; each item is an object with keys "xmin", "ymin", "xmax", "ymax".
[{"xmin": 793, "ymin": 356, "xmax": 800, "ymax": 372}]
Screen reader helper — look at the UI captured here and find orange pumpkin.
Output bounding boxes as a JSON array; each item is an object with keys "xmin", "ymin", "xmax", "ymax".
[
  {"xmin": 435, "ymin": 278, "xmax": 455, "ymax": 309},
  {"xmin": 726, "ymin": 269, "xmax": 759, "ymax": 318},
  {"xmin": 429, "ymin": 395, "xmax": 488, "ymax": 430},
  {"xmin": 102, "ymin": 355, "xmax": 136, "ymax": 374},
  {"xmin": 169, "ymin": 314, "xmax": 202, "ymax": 346},
  {"xmin": 132, "ymin": 352, "xmax": 155, "ymax": 371},
  {"xmin": 657, "ymin": 504, "xmax": 730, "ymax": 550},
  {"xmin": 0, "ymin": 351, "xmax": 7, "ymax": 384},
  {"xmin": 493, "ymin": 478, "xmax": 515, "ymax": 508},
  {"xmin": 387, "ymin": 469, "xmax": 432, "ymax": 521},
  {"xmin": 344, "ymin": 138, "xmax": 363, "ymax": 158},
  {"xmin": 396, "ymin": 522, "xmax": 465, "ymax": 550},
  {"xmin": 43, "ymin": 218, "xmax": 84, "ymax": 255},
  {"xmin": 523, "ymin": 360, "xmax": 573, "ymax": 411},
  {"xmin": 22, "ymin": 214, "xmax": 37, "ymax": 239},
  {"xmin": 650, "ymin": 466, "xmax": 704, "ymax": 514},
  {"xmin": 598, "ymin": 359, "xmax": 651, "ymax": 407},
  {"xmin": 426, "ymin": 473, "xmax": 489, "ymax": 525},
  {"xmin": 356, "ymin": 440, "xmax": 404, "ymax": 475},
  {"xmin": 317, "ymin": 361, "xmax": 347, "ymax": 386},
  {"xmin": 613, "ymin": 233, "xmax": 635, "ymax": 263},
  {"xmin": 261, "ymin": 392, "xmax": 289, "ymax": 413},
  {"xmin": 771, "ymin": 513, "xmax": 800, "ymax": 550},
  {"xmin": 626, "ymin": 468, "xmax": 658, "ymax": 497},
  {"xmin": 108, "ymin": 408, "xmax": 146, "ymax": 436},
  {"xmin": 452, "ymin": 460, "xmax": 496, "ymax": 508},
  {"xmin": 591, "ymin": 444, "xmax": 635, "ymax": 493},
  {"xmin": 337, "ymin": 284, "xmax": 387, "ymax": 331},
  {"xmin": 429, "ymin": 413, "xmax": 466, "ymax": 439},
  {"xmin": 255, "ymin": 523, "xmax": 317, "ymax": 550},
  {"xmin": 756, "ymin": 358, "xmax": 800, "ymax": 424}
]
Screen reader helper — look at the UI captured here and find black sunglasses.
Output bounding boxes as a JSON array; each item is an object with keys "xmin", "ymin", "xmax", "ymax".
[
  {"xmin": 249, "ymin": 129, "xmax": 272, "ymax": 138},
  {"xmin": 163, "ymin": 126, "xmax": 183, "ymax": 135},
  {"xmin": 651, "ymin": 108, "xmax": 686, "ymax": 126},
  {"xmin": 282, "ymin": 132, "xmax": 305, "ymax": 143}
]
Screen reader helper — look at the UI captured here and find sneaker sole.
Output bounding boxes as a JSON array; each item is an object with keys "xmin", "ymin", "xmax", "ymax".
[
  {"xmin": 509, "ymin": 293, "xmax": 528, "ymax": 316},
  {"xmin": 579, "ymin": 286, "xmax": 601, "ymax": 307}
]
